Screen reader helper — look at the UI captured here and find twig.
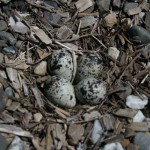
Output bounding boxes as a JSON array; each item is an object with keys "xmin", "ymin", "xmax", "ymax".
[
  {"xmin": 92, "ymin": 35, "xmax": 107, "ymax": 49},
  {"xmin": 25, "ymin": 0, "xmax": 55, "ymax": 13},
  {"xmin": 127, "ymin": 81, "xmax": 144, "ymax": 100},
  {"xmin": 117, "ymin": 53, "xmax": 141, "ymax": 83}
]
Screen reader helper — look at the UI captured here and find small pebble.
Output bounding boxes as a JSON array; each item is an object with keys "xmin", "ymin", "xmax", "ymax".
[
  {"xmin": 91, "ymin": 120, "xmax": 104, "ymax": 144},
  {"xmin": 108, "ymin": 47, "xmax": 120, "ymax": 60},
  {"xmin": 34, "ymin": 61, "xmax": 47, "ymax": 76},
  {"xmin": 103, "ymin": 13, "xmax": 117, "ymax": 27},
  {"xmin": 0, "ymin": 20, "xmax": 7, "ymax": 31},
  {"xmin": 33, "ymin": 113, "xmax": 43, "ymax": 122},
  {"xmin": 5, "ymin": 87, "xmax": 14, "ymax": 97},
  {"xmin": 100, "ymin": 142, "xmax": 124, "ymax": 150},
  {"xmin": 133, "ymin": 111, "xmax": 145, "ymax": 122},
  {"xmin": 126, "ymin": 94, "xmax": 148, "ymax": 109}
]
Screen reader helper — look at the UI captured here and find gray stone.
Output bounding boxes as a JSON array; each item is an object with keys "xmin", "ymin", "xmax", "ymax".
[
  {"xmin": 0, "ymin": 31, "xmax": 16, "ymax": 45},
  {"xmin": 124, "ymin": 2, "xmax": 138, "ymax": 13},
  {"xmin": 0, "ymin": 133, "xmax": 8, "ymax": 150},
  {"xmin": 80, "ymin": 16, "xmax": 97, "ymax": 28},
  {"xmin": 0, "ymin": 0, "xmax": 11, "ymax": 4},
  {"xmin": 96, "ymin": 0, "xmax": 110, "ymax": 11},
  {"xmin": 0, "ymin": 20, "xmax": 7, "ymax": 31},
  {"xmin": 113, "ymin": 0, "xmax": 121, "ymax": 8},
  {"xmin": 0, "ymin": 53, "xmax": 4, "ymax": 63},
  {"xmin": 145, "ymin": 12, "xmax": 150, "ymax": 31},
  {"xmin": 0, "ymin": 88, "xmax": 8, "ymax": 112},
  {"xmin": 49, "ymin": 13, "xmax": 61, "ymax": 24}
]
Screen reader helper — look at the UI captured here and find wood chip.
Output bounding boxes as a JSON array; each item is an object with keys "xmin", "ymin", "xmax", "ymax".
[
  {"xmin": 34, "ymin": 28, "xmax": 52, "ymax": 44},
  {"xmin": 128, "ymin": 122, "xmax": 149, "ymax": 132},
  {"xmin": 115, "ymin": 108, "xmax": 138, "ymax": 118},
  {"xmin": 0, "ymin": 124, "xmax": 33, "ymax": 138}
]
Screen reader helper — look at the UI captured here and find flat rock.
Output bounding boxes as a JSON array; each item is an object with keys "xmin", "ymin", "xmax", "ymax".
[
  {"xmin": 102, "ymin": 114, "xmax": 115, "ymax": 131},
  {"xmin": 34, "ymin": 61, "xmax": 47, "ymax": 76},
  {"xmin": 34, "ymin": 28, "xmax": 52, "ymax": 44},
  {"xmin": 113, "ymin": 0, "xmax": 121, "ymax": 8},
  {"xmin": 80, "ymin": 16, "xmax": 97, "ymax": 28},
  {"xmin": 127, "ymin": 7, "xmax": 141, "ymax": 16},
  {"xmin": 104, "ymin": 13, "xmax": 117, "ymax": 27},
  {"xmin": 0, "ymin": 20, "xmax": 7, "ymax": 31},
  {"xmin": 68, "ymin": 124, "xmax": 84, "ymax": 145},
  {"xmin": 124, "ymin": 2, "xmax": 138, "ymax": 13},
  {"xmin": 0, "ymin": 31, "xmax": 16, "ymax": 45},
  {"xmin": 75, "ymin": 0, "xmax": 94, "ymax": 13},
  {"xmin": 96, "ymin": 0, "xmax": 111, "ymax": 16}
]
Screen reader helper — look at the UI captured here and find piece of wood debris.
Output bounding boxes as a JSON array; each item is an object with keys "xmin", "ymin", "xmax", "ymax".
[
  {"xmin": 46, "ymin": 125, "xmax": 53, "ymax": 150},
  {"xmin": 128, "ymin": 122, "xmax": 149, "ymax": 132},
  {"xmin": 31, "ymin": 85, "xmax": 44, "ymax": 108},
  {"xmin": 115, "ymin": 108, "xmax": 138, "ymax": 118},
  {"xmin": 67, "ymin": 124, "xmax": 84, "ymax": 145},
  {"xmin": 34, "ymin": 28, "xmax": 52, "ymax": 45},
  {"xmin": 0, "ymin": 112, "xmax": 15, "ymax": 123},
  {"xmin": 6, "ymin": 102, "xmax": 20, "ymax": 111},
  {"xmin": 102, "ymin": 114, "xmax": 116, "ymax": 131},
  {"xmin": 103, "ymin": 134, "xmax": 124, "ymax": 143},
  {"xmin": 139, "ymin": 1, "xmax": 150, "ymax": 11},
  {"xmin": 0, "ymin": 124, "xmax": 33, "ymax": 138}
]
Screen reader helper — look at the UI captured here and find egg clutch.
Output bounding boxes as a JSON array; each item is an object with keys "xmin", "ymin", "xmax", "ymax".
[{"xmin": 43, "ymin": 50, "xmax": 107, "ymax": 108}]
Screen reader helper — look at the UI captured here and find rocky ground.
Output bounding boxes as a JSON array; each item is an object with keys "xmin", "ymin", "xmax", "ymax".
[{"xmin": 0, "ymin": 0, "xmax": 150, "ymax": 150}]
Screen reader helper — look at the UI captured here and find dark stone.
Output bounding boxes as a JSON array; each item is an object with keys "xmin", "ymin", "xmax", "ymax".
[
  {"xmin": 128, "ymin": 25, "xmax": 150, "ymax": 44},
  {"xmin": 0, "ymin": 133, "xmax": 8, "ymax": 150},
  {"xmin": 145, "ymin": 12, "xmax": 150, "ymax": 31},
  {"xmin": 0, "ymin": 31, "xmax": 16, "ymax": 45},
  {"xmin": 96, "ymin": 0, "xmax": 111, "ymax": 17}
]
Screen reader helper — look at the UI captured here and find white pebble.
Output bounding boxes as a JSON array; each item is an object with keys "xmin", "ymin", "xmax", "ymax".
[
  {"xmin": 100, "ymin": 142, "xmax": 124, "ymax": 150},
  {"xmin": 126, "ymin": 94, "xmax": 148, "ymax": 109},
  {"xmin": 91, "ymin": 120, "xmax": 104, "ymax": 144},
  {"xmin": 108, "ymin": 47, "xmax": 120, "ymax": 60},
  {"xmin": 133, "ymin": 111, "xmax": 145, "ymax": 122}
]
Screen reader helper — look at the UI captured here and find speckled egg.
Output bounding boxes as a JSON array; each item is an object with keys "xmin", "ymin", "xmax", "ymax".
[
  {"xmin": 43, "ymin": 76, "xmax": 76, "ymax": 108},
  {"xmin": 75, "ymin": 78, "xmax": 106, "ymax": 105},
  {"xmin": 48, "ymin": 50, "xmax": 75, "ymax": 82},
  {"xmin": 75, "ymin": 52, "xmax": 103, "ymax": 83}
]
